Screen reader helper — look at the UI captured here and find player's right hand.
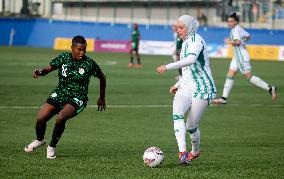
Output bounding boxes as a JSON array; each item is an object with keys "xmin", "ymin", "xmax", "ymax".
[
  {"xmin": 156, "ymin": 65, "xmax": 167, "ymax": 74},
  {"xmin": 33, "ymin": 69, "xmax": 41, "ymax": 78},
  {"xmin": 170, "ymin": 86, "xmax": 178, "ymax": 93},
  {"xmin": 97, "ymin": 98, "xmax": 106, "ymax": 111}
]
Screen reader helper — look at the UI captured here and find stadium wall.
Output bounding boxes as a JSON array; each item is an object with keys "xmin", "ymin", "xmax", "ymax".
[{"xmin": 1, "ymin": 18, "xmax": 284, "ymax": 60}]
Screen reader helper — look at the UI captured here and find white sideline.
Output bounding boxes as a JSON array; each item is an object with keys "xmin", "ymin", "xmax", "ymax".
[{"xmin": 0, "ymin": 104, "xmax": 283, "ymax": 109}]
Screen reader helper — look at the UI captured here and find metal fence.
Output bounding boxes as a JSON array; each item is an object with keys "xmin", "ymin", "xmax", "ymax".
[{"xmin": 1, "ymin": 0, "xmax": 284, "ymax": 30}]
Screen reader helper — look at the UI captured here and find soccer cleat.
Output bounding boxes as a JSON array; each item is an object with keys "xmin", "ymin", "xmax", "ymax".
[
  {"xmin": 212, "ymin": 98, "xmax": 227, "ymax": 104},
  {"xmin": 178, "ymin": 151, "xmax": 189, "ymax": 164},
  {"xmin": 128, "ymin": 63, "xmax": 133, "ymax": 68},
  {"xmin": 24, "ymin": 139, "xmax": 46, "ymax": 153},
  {"xmin": 134, "ymin": 64, "xmax": 143, "ymax": 68},
  {"xmin": 47, "ymin": 145, "xmax": 56, "ymax": 159},
  {"xmin": 186, "ymin": 151, "xmax": 200, "ymax": 163},
  {"xmin": 269, "ymin": 86, "xmax": 277, "ymax": 101}
]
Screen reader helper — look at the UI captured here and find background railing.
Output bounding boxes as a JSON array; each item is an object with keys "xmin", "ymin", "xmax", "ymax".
[{"xmin": 0, "ymin": 0, "xmax": 284, "ymax": 30}]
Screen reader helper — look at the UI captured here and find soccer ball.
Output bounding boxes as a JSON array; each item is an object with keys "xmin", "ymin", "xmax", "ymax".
[{"xmin": 143, "ymin": 147, "xmax": 164, "ymax": 168}]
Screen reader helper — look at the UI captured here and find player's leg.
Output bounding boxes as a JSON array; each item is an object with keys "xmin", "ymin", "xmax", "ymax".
[
  {"xmin": 36, "ymin": 103, "xmax": 58, "ymax": 141},
  {"xmin": 172, "ymin": 88, "xmax": 192, "ymax": 163},
  {"xmin": 185, "ymin": 98, "xmax": 209, "ymax": 162},
  {"xmin": 239, "ymin": 50, "xmax": 276, "ymax": 100},
  {"xmin": 47, "ymin": 104, "xmax": 76, "ymax": 159},
  {"xmin": 135, "ymin": 48, "xmax": 142, "ymax": 67},
  {"xmin": 48, "ymin": 98, "xmax": 87, "ymax": 159},
  {"xmin": 244, "ymin": 72, "xmax": 277, "ymax": 101},
  {"xmin": 222, "ymin": 69, "xmax": 237, "ymax": 101},
  {"xmin": 24, "ymin": 103, "xmax": 57, "ymax": 152},
  {"xmin": 212, "ymin": 59, "xmax": 237, "ymax": 104},
  {"xmin": 128, "ymin": 48, "xmax": 134, "ymax": 67}
]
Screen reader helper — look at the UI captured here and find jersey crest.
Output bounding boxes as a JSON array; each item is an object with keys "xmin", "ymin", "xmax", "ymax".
[{"xmin": 78, "ymin": 68, "xmax": 85, "ymax": 75}]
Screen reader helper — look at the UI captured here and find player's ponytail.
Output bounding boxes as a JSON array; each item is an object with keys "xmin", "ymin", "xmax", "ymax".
[{"xmin": 228, "ymin": 12, "xmax": 239, "ymax": 22}]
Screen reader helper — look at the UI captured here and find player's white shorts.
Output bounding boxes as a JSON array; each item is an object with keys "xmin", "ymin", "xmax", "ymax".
[
  {"xmin": 229, "ymin": 48, "xmax": 251, "ymax": 74},
  {"xmin": 173, "ymin": 86, "xmax": 192, "ymax": 115},
  {"xmin": 172, "ymin": 86, "xmax": 209, "ymax": 130}
]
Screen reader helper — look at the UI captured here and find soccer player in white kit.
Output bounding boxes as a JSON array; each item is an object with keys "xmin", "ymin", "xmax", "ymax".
[
  {"xmin": 156, "ymin": 15, "xmax": 217, "ymax": 165},
  {"xmin": 212, "ymin": 12, "xmax": 277, "ymax": 104}
]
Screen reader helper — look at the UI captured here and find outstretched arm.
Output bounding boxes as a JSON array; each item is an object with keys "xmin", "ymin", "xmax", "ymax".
[
  {"xmin": 96, "ymin": 71, "xmax": 106, "ymax": 111},
  {"xmin": 157, "ymin": 41, "xmax": 201, "ymax": 74},
  {"xmin": 156, "ymin": 53, "xmax": 198, "ymax": 74},
  {"xmin": 33, "ymin": 65, "xmax": 55, "ymax": 78}
]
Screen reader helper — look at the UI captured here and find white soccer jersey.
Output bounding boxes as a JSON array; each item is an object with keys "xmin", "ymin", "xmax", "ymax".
[
  {"xmin": 229, "ymin": 24, "xmax": 251, "ymax": 73},
  {"xmin": 230, "ymin": 24, "xmax": 250, "ymax": 48},
  {"xmin": 166, "ymin": 33, "xmax": 217, "ymax": 100}
]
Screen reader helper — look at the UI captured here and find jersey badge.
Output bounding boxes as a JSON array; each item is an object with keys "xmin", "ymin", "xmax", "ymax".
[
  {"xmin": 79, "ymin": 68, "xmax": 85, "ymax": 75},
  {"xmin": 51, "ymin": 92, "xmax": 57, "ymax": 98}
]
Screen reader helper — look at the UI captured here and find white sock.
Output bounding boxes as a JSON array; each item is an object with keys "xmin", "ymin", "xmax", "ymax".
[
  {"xmin": 249, "ymin": 76, "xmax": 270, "ymax": 91},
  {"xmin": 173, "ymin": 119, "xmax": 186, "ymax": 152},
  {"xmin": 190, "ymin": 128, "xmax": 200, "ymax": 155},
  {"xmin": 222, "ymin": 77, "xmax": 234, "ymax": 98}
]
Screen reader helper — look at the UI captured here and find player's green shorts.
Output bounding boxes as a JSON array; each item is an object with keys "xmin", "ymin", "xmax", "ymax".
[
  {"xmin": 46, "ymin": 89, "xmax": 87, "ymax": 115},
  {"xmin": 132, "ymin": 42, "xmax": 138, "ymax": 50}
]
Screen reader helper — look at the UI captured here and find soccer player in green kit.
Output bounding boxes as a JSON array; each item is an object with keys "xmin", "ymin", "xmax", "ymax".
[
  {"xmin": 172, "ymin": 24, "xmax": 183, "ymax": 79},
  {"xmin": 128, "ymin": 23, "xmax": 142, "ymax": 68},
  {"xmin": 24, "ymin": 35, "xmax": 106, "ymax": 159}
]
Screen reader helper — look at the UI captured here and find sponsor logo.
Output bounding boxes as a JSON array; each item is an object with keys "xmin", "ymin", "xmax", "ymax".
[{"xmin": 101, "ymin": 43, "xmax": 127, "ymax": 49}]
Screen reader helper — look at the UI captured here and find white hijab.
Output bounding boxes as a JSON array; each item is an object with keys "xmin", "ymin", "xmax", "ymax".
[{"xmin": 178, "ymin": 15, "xmax": 199, "ymax": 38}]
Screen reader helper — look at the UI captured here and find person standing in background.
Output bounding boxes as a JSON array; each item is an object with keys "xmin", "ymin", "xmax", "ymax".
[
  {"xmin": 128, "ymin": 23, "xmax": 142, "ymax": 68},
  {"xmin": 172, "ymin": 24, "xmax": 183, "ymax": 79}
]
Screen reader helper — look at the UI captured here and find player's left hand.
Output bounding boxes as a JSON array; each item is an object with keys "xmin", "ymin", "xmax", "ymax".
[
  {"xmin": 156, "ymin": 65, "xmax": 167, "ymax": 74},
  {"xmin": 224, "ymin": 38, "xmax": 231, "ymax": 44},
  {"xmin": 170, "ymin": 86, "xmax": 178, "ymax": 93},
  {"xmin": 97, "ymin": 98, "xmax": 106, "ymax": 111},
  {"xmin": 33, "ymin": 69, "xmax": 41, "ymax": 78}
]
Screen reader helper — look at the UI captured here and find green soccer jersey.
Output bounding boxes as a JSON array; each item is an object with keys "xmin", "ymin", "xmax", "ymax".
[
  {"xmin": 131, "ymin": 29, "xmax": 140, "ymax": 48},
  {"xmin": 49, "ymin": 52, "xmax": 101, "ymax": 102},
  {"xmin": 176, "ymin": 36, "xmax": 183, "ymax": 52}
]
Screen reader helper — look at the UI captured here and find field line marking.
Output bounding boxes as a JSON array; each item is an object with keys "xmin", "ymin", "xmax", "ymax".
[{"xmin": 0, "ymin": 104, "xmax": 283, "ymax": 109}]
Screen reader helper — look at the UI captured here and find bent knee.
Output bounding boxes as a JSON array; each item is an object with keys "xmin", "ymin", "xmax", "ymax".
[
  {"xmin": 55, "ymin": 117, "xmax": 67, "ymax": 126},
  {"xmin": 56, "ymin": 112, "xmax": 74, "ymax": 124},
  {"xmin": 36, "ymin": 114, "xmax": 48, "ymax": 124}
]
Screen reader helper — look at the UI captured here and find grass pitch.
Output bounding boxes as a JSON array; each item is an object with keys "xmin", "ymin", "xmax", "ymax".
[{"xmin": 0, "ymin": 47, "xmax": 283, "ymax": 178}]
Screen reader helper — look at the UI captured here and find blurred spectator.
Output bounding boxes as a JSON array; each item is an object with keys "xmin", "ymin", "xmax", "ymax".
[
  {"xmin": 252, "ymin": 3, "xmax": 259, "ymax": 22},
  {"xmin": 197, "ymin": 10, "xmax": 207, "ymax": 26},
  {"xmin": 128, "ymin": 23, "xmax": 142, "ymax": 68}
]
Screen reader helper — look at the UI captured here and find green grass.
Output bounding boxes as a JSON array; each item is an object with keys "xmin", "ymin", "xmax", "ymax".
[{"xmin": 0, "ymin": 47, "xmax": 283, "ymax": 178}]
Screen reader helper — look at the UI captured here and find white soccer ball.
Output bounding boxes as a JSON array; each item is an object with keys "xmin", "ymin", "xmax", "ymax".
[{"xmin": 143, "ymin": 147, "xmax": 164, "ymax": 168}]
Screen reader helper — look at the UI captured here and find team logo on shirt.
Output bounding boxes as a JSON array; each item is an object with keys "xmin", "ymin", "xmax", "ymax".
[
  {"xmin": 51, "ymin": 92, "xmax": 57, "ymax": 98},
  {"xmin": 78, "ymin": 68, "xmax": 85, "ymax": 75}
]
